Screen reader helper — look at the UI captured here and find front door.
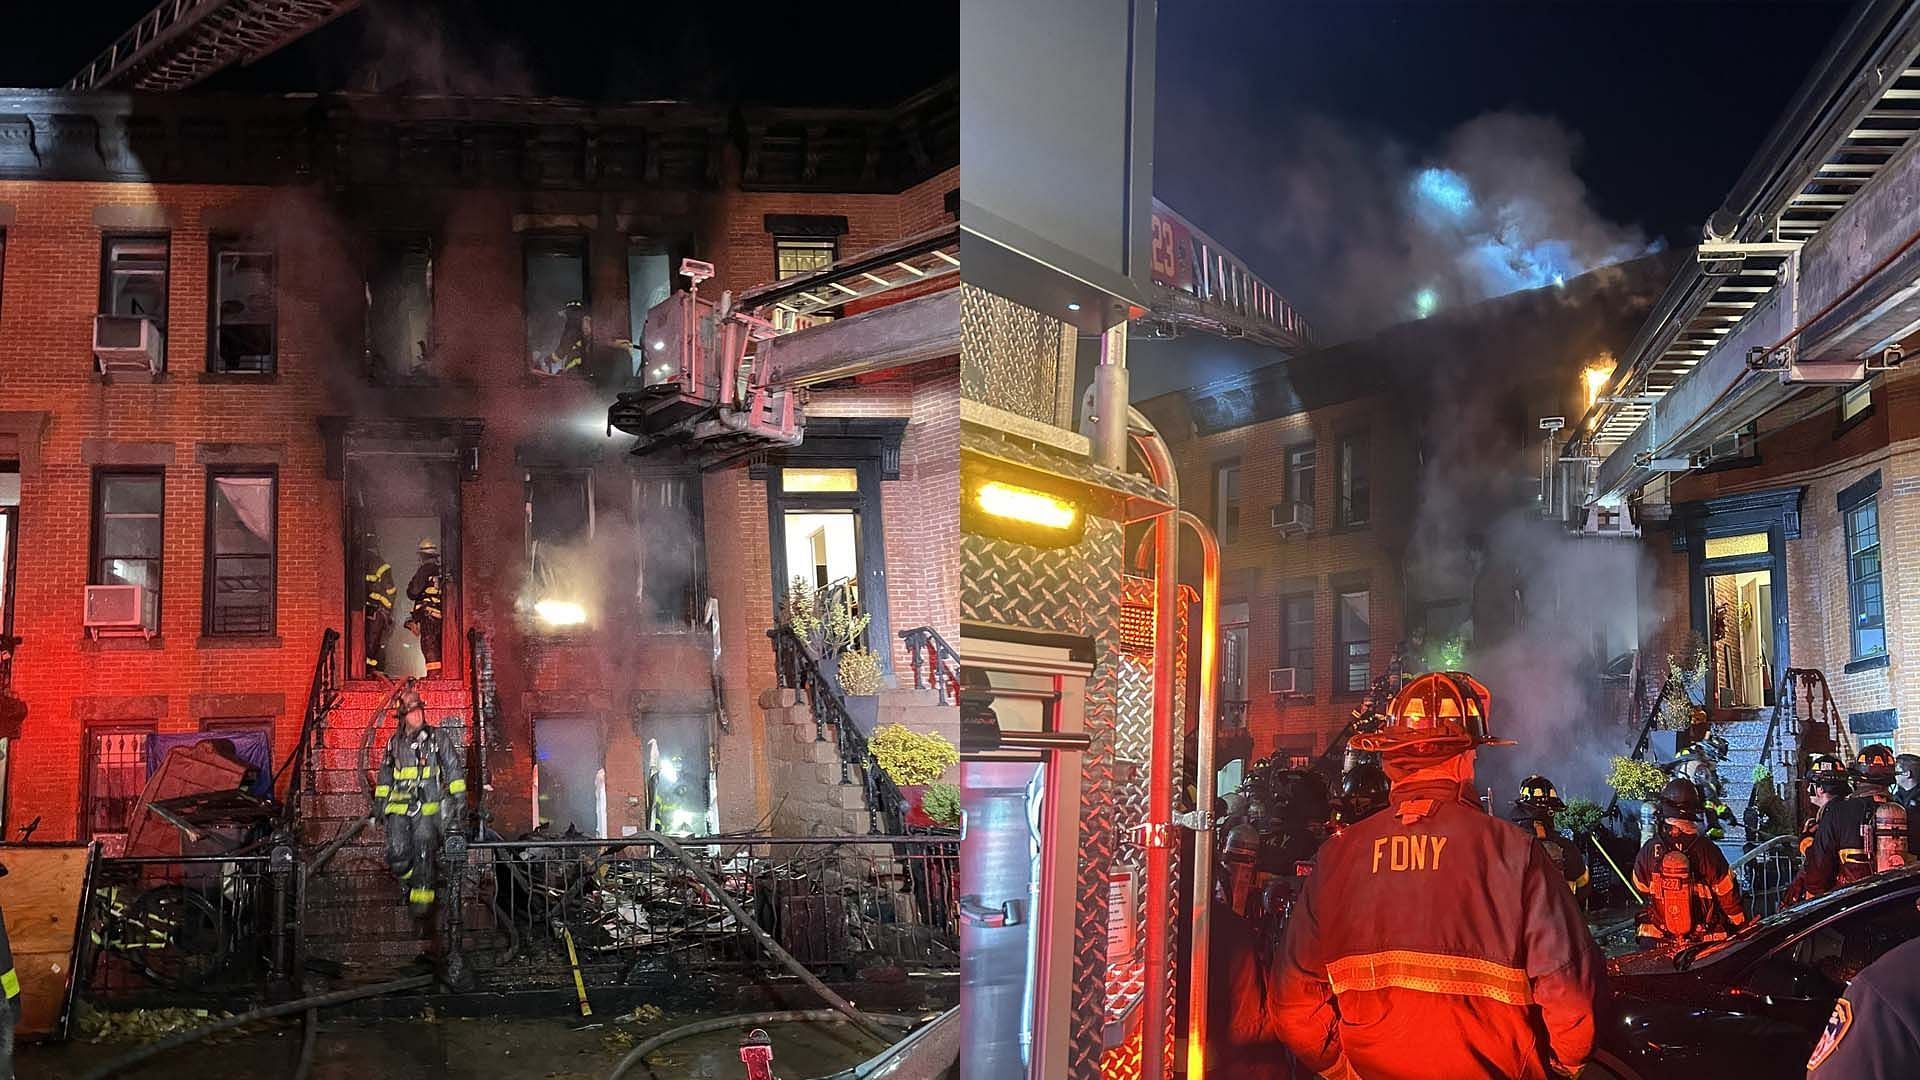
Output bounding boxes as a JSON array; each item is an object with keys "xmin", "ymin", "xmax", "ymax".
[
  {"xmin": 348, "ymin": 455, "xmax": 461, "ymax": 681},
  {"xmin": 767, "ymin": 460, "xmax": 890, "ymax": 669}
]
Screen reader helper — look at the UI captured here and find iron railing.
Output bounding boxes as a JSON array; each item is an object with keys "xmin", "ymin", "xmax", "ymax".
[
  {"xmin": 444, "ymin": 835, "xmax": 957, "ymax": 992},
  {"xmin": 281, "ymin": 628, "xmax": 340, "ymax": 831},
  {"xmin": 769, "ymin": 623, "xmax": 903, "ymax": 832},
  {"xmin": 76, "ymin": 851, "xmax": 297, "ymax": 1005},
  {"xmin": 899, "ymin": 626, "xmax": 959, "ymax": 705},
  {"xmin": 1731, "ymin": 834, "xmax": 1804, "ymax": 920}
]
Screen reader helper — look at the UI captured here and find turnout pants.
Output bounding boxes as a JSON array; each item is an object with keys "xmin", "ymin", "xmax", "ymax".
[
  {"xmin": 364, "ymin": 606, "xmax": 392, "ymax": 674},
  {"xmin": 415, "ymin": 614, "xmax": 443, "ymax": 674},
  {"xmin": 385, "ymin": 811, "xmax": 444, "ymax": 909}
]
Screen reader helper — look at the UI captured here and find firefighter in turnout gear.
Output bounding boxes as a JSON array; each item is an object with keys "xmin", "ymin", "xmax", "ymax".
[
  {"xmin": 0, "ymin": 860, "xmax": 18, "ymax": 1079},
  {"xmin": 1786, "ymin": 744, "xmax": 1914, "ymax": 904},
  {"xmin": 1512, "ymin": 775, "xmax": 1590, "ymax": 899},
  {"xmin": 1632, "ymin": 777, "xmax": 1749, "ymax": 942},
  {"xmin": 377, "ymin": 686, "xmax": 467, "ymax": 915},
  {"xmin": 406, "ymin": 538, "xmax": 447, "ymax": 675},
  {"xmin": 362, "ymin": 541, "xmax": 397, "ymax": 675},
  {"xmin": 1670, "ymin": 740, "xmax": 1738, "ymax": 842},
  {"xmin": 1800, "ymin": 754, "xmax": 1851, "ymax": 858},
  {"xmin": 1331, "ymin": 762, "xmax": 1390, "ymax": 833},
  {"xmin": 1272, "ymin": 672, "xmax": 1603, "ymax": 1080}
]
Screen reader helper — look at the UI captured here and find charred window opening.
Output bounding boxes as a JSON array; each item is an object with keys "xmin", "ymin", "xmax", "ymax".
[
  {"xmin": 366, "ymin": 233, "xmax": 434, "ymax": 382},
  {"xmin": 626, "ymin": 240, "xmax": 673, "ymax": 383},
  {"xmin": 1338, "ymin": 432, "xmax": 1370, "ymax": 528},
  {"xmin": 204, "ymin": 470, "xmax": 276, "ymax": 637},
  {"xmin": 209, "ymin": 238, "xmax": 276, "ymax": 373},
  {"xmin": 533, "ymin": 713, "xmax": 606, "ymax": 837},
  {"xmin": 1213, "ymin": 460, "xmax": 1240, "ymax": 543},
  {"xmin": 525, "ymin": 470, "xmax": 594, "ymax": 630},
  {"xmin": 85, "ymin": 726, "xmax": 153, "ymax": 853},
  {"xmin": 101, "ymin": 234, "xmax": 170, "ymax": 364},
  {"xmin": 0, "ymin": 230, "xmax": 7, "ymax": 320},
  {"xmin": 92, "ymin": 471, "xmax": 164, "ymax": 616},
  {"xmin": 636, "ymin": 473, "xmax": 705, "ymax": 630},
  {"xmin": 1287, "ymin": 444, "xmax": 1316, "ymax": 510},
  {"xmin": 775, "ymin": 236, "xmax": 836, "ymax": 280},
  {"xmin": 526, "ymin": 235, "xmax": 589, "ymax": 376},
  {"xmin": 1336, "ymin": 589, "xmax": 1371, "ymax": 693},
  {"xmin": 1, "ymin": 461, "xmax": 16, "ymax": 665},
  {"xmin": 1281, "ymin": 593, "xmax": 1315, "ymax": 696}
]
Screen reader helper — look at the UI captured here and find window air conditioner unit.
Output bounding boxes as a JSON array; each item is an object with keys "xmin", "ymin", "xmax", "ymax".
[
  {"xmin": 85, "ymin": 585, "xmax": 158, "ymax": 637},
  {"xmin": 1268, "ymin": 667, "xmax": 1298, "ymax": 695},
  {"xmin": 1270, "ymin": 501, "xmax": 1313, "ymax": 534},
  {"xmin": 93, "ymin": 315, "xmax": 164, "ymax": 374}
]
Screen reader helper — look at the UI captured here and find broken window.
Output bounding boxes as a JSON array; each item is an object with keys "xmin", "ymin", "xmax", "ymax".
[
  {"xmin": 526, "ymin": 236, "xmax": 589, "ymax": 375},
  {"xmin": 101, "ymin": 235, "xmax": 169, "ymax": 364},
  {"xmin": 525, "ymin": 471, "xmax": 593, "ymax": 630},
  {"xmin": 1281, "ymin": 594, "xmax": 1315, "ymax": 695},
  {"xmin": 366, "ymin": 233, "xmax": 434, "ymax": 382},
  {"xmin": 85, "ymin": 727, "xmax": 153, "ymax": 854},
  {"xmin": 205, "ymin": 471, "xmax": 276, "ymax": 636},
  {"xmin": 627, "ymin": 241, "xmax": 672, "ymax": 382},
  {"xmin": 1336, "ymin": 590, "xmax": 1371, "ymax": 693},
  {"xmin": 534, "ymin": 714, "xmax": 606, "ymax": 836},
  {"xmin": 636, "ymin": 473, "xmax": 704, "ymax": 629},
  {"xmin": 93, "ymin": 471, "xmax": 164, "ymax": 610},
  {"xmin": 210, "ymin": 238, "xmax": 276, "ymax": 373},
  {"xmin": 1287, "ymin": 444, "xmax": 1315, "ymax": 509},
  {"xmin": 1847, "ymin": 498, "xmax": 1884, "ymax": 659},
  {"xmin": 775, "ymin": 236, "xmax": 836, "ymax": 280},
  {"xmin": 1214, "ymin": 460, "xmax": 1241, "ymax": 543},
  {"xmin": 1338, "ymin": 432, "xmax": 1370, "ymax": 528}
]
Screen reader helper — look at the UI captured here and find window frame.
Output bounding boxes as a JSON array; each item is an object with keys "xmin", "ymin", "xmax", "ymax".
[
  {"xmin": 1286, "ymin": 443, "xmax": 1316, "ymax": 510},
  {"xmin": 1844, "ymin": 496, "xmax": 1885, "ymax": 661},
  {"xmin": 1280, "ymin": 592, "xmax": 1316, "ymax": 697},
  {"xmin": 365, "ymin": 231, "xmax": 437, "ymax": 383},
  {"xmin": 773, "ymin": 235, "xmax": 838, "ymax": 281},
  {"xmin": 202, "ymin": 467, "xmax": 278, "ymax": 638},
  {"xmin": 99, "ymin": 232, "xmax": 172, "ymax": 366},
  {"xmin": 206, "ymin": 235, "xmax": 278, "ymax": 374},
  {"xmin": 633, "ymin": 470, "xmax": 708, "ymax": 629},
  {"xmin": 82, "ymin": 723, "xmax": 156, "ymax": 847},
  {"xmin": 1337, "ymin": 431, "xmax": 1371, "ymax": 529},
  {"xmin": 523, "ymin": 233, "xmax": 592, "ymax": 376},
  {"xmin": 1334, "ymin": 588, "xmax": 1372, "ymax": 695},
  {"xmin": 90, "ymin": 468, "xmax": 165, "ymax": 620},
  {"xmin": 1213, "ymin": 459, "xmax": 1241, "ymax": 544},
  {"xmin": 1837, "ymin": 380, "xmax": 1875, "ymax": 434}
]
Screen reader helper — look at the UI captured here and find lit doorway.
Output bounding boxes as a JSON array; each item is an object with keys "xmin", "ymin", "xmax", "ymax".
[
  {"xmin": 347, "ymin": 455, "xmax": 461, "ymax": 681},
  {"xmin": 1681, "ymin": 490, "xmax": 1799, "ymax": 719},
  {"xmin": 1706, "ymin": 569, "xmax": 1774, "ymax": 709},
  {"xmin": 766, "ymin": 456, "xmax": 891, "ymax": 668}
]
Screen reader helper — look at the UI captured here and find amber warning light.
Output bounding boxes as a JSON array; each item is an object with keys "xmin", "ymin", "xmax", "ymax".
[{"xmin": 963, "ymin": 477, "xmax": 1088, "ymax": 548}]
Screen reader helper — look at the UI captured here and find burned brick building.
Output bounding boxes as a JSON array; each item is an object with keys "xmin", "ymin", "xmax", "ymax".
[{"xmin": 0, "ymin": 79, "xmax": 957, "ymax": 874}]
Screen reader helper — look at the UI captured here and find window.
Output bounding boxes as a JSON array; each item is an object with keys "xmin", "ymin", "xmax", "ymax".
[
  {"xmin": 526, "ymin": 471, "xmax": 593, "ymax": 629},
  {"xmin": 1287, "ymin": 444, "xmax": 1316, "ymax": 509},
  {"xmin": 366, "ymin": 233, "xmax": 434, "ymax": 381},
  {"xmin": 775, "ymin": 237, "xmax": 836, "ymax": 280},
  {"xmin": 1338, "ymin": 433, "xmax": 1370, "ymax": 528},
  {"xmin": 1846, "ymin": 498, "xmax": 1885, "ymax": 659},
  {"xmin": 93, "ymin": 472, "xmax": 164, "ymax": 607},
  {"xmin": 1, "ymin": 461, "xmax": 17, "ymax": 676},
  {"xmin": 636, "ymin": 473, "xmax": 704, "ymax": 628},
  {"xmin": 1336, "ymin": 590, "xmax": 1371, "ymax": 693},
  {"xmin": 85, "ymin": 728, "xmax": 152, "ymax": 853},
  {"xmin": 204, "ymin": 471, "xmax": 275, "ymax": 636},
  {"xmin": 627, "ymin": 241, "xmax": 673, "ymax": 382},
  {"xmin": 1841, "ymin": 381, "xmax": 1873, "ymax": 424},
  {"xmin": 0, "ymin": 229, "xmax": 7, "ymax": 318},
  {"xmin": 209, "ymin": 238, "xmax": 276, "ymax": 373},
  {"xmin": 101, "ymin": 234, "xmax": 170, "ymax": 363},
  {"xmin": 1281, "ymin": 594, "xmax": 1315, "ymax": 695},
  {"xmin": 1214, "ymin": 460, "xmax": 1241, "ymax": 543},
  {"xmin": 526, "ymin": 236, "xmax": 589, "ymax": 375}
]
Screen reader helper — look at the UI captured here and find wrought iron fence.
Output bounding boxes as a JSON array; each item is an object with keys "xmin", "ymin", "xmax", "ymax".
[
  {"xmin": 444, "ymin": 835, "xmax": 958, "ymax": 992},
  {"xmin": 1732, "ymin": 834, "xmax": 1803, "ymax": 920},
  {"xmin": 76, "ymin": 852, "xmax": 295, "ymax": 1005}
]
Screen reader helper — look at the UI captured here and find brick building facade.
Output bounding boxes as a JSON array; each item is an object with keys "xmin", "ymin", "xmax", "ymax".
[{"xmin": 0, "ymin": 84, "xmax": 957, "ymax": 849}]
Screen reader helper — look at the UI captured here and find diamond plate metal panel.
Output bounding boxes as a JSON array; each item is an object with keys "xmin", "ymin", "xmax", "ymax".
[{"xmin": 961, "ymin": 284, "xmax": 1073, "ymax": 427}]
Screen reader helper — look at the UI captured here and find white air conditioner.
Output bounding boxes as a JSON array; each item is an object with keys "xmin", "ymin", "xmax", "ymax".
[
  {"xmin": 84, "ymin": 584, "xmax": 158, "ymax": 637},
  {"xmin": 93, "ymin": 315, "xmax": 164, "ymax": 374},
  {"xmin": 1270, "ymin": 501, "xmax": 1314, "ymax": 534},
  {"xmin": 1268, "ymin": 667, "xmax": 1298, "ymax": 695}
]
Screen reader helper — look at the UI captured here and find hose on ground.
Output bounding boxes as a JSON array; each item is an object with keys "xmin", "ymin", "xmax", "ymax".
[
  {"xmin": 291, "ymin": 1007, "xmax": 319, "ymax": 1080},
  {"xmin": 605, "ymin": 1010, "xmax": 915, "ymax": 1080},
  {"xmin": 77, "ymin": 974, "xmax": 434, "ymax": 1080},
  {"xmin": 638, "ymin": 830, "xmax": 893, "ymax": 1043}
]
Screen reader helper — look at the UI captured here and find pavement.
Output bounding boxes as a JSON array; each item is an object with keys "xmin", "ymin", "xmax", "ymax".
[{"xmin": 21, "ymin": 1011, "xmax": 893, "ymax": 1079}]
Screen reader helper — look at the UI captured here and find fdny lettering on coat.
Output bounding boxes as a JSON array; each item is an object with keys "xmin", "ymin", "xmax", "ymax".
[{"xmin": 1371, "ymin": 834, "xmax": 1448, "ymax": 873}]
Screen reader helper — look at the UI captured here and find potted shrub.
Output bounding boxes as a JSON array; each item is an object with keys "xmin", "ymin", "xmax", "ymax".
[
  {"xmin": 1608, "ymin": 754, "xmax": 1667, "ymax": 844},
  {"xmin": 783, "ymin": 576, "xmax": 887, "ymax": 733}
]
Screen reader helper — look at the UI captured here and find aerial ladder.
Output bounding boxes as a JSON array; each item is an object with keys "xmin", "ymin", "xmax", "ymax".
[
  {"xmin": 609, "ymin": 223, "xmax": 959, "ymax": 463},
  {"xmin": 66, "ymin": 0, "xmax": 361, "ymax": 92}
]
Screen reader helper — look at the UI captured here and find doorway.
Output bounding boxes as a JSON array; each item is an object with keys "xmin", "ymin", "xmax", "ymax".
[
  {"xmin": 348, "ymin": 455, "xmax": 460, "ymax": 680},
  {"xmin": 1706, "ymin": 569, "xmax": 1774, "ymax": 709},
  {"xmin": 532, "ymin": 714, "xmax": 606, "ymax": 837},
  {"xmin": 767, "ymin": 460, "xmax": 890, "ymax": 666}
]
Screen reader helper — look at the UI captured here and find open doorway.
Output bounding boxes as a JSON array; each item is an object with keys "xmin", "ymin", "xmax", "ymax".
[
  {"xmin": 533, "ymin": 714, "xmax": 606, "ymax": 837},
  {"xmin": 1707, "ymin": 569, "xmax": 1774, "ymax": 709},
  {"xmin": 349, "ymin": 455, "xmax": 460, "ymax": 681},
  {"xmin": 641, "ymin": 711, "xmax": 715, "ymax": 835}
]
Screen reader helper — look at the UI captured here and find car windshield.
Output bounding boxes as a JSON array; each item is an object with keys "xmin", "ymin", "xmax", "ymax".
[{"xmin": 1682, "ymin": 873, "xmax": 1920, "ymax": 969}]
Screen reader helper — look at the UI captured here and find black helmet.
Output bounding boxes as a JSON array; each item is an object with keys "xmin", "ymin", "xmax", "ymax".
[
  {"xmin": 1806, "ymin": 752, "xmax": 1847, "ymax": 781},
  {"xmin": 1222, "ymin": 822, "xmax": 1262, "ymax": 863},
  {"xmin": 1516, "ymin": 774, "xmax": 1565, "ymax": 813},
  {"xmin": 1857, "ymin": 744, "xmax": 1898, "ymax": 785},
  {"xmin": 1656, "ymin": 776, "xmax": 1704, "ymax": 819},
  {"xmin": 1269, "ymin": 769, "xmax": 1333, "ymax": 825},
  {"xmin": 1336, "ymin": 764, "xmax": 1390, "ymax": 824}
]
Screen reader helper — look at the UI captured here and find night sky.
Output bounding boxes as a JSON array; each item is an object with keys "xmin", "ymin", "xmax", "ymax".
[
  {"xmin": 1156, "ymin": 0, "xmax": 1857, "ymax": 340},
  {"xmin": 0, "ymin": 0, "xmax": 956, "ymax": 106}
]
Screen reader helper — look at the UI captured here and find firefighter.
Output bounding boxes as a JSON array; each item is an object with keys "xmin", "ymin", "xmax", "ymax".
[
  {"xmin": 1786, "ymin": 744, "xmax": 1912, "ymax": 904},
  {"xmin": 362, "ymin": 540, "xmax": 397, "ymax": 675},
  {"xmin": 406, "ymin": 538, "xmax": 447, "ymax": 676},
  {"xmin": 1800, "ymin": 754, "xmax": 1850, "ymax": 857},
  {"xmin": 1512, "ymin": 775, "xmax": 1590, "ymax": 899},
  {"xmin": 1670, "ymin": 740, "xmax": 1738, "ymax": 841},
  {"xmin": 1272, "ymin": 672, "xmax": 1602, "ymax": 1080},
  {"xmin": 0, "ymin": 860, "xmax": 17, "ymax": 1080},
  {"xmin": 376, "ymin": 686, "xmax": 468, "ymax": 915},
  {"xmin": 1631, "ymin": 777, "xmax": 1749, "ymax": 943},
  {"xmin": 536, "ymin": 301, "xmax": 591, "ymax": 375},
  {"xmin": 1331, "ymin": 762, "xmax": 1389, "ymax": 832}
]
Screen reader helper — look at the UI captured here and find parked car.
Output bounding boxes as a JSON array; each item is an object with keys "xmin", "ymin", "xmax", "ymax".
[{"xmin": 1591, "ymin": 866, "xmax": 1920, "ymax": 1080}]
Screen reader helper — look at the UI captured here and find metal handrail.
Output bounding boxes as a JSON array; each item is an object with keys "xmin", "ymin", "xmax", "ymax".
[
  {"xmin": 277, "ymin": 628, "xmax": 340, "ymax": 831},
  {"xmin": 900, "ymin": 625, "xmax": 960, "ymax": 705},
  {"xmin": 1729, "ymin": 833, "xmax": 1800, "ymax": 876},
  {"xmin": 768, "ymin": 622, "xmax": 903, "ymax": 832}
]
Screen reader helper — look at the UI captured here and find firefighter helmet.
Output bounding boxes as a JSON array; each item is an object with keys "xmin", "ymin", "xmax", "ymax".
[
  {"xmin": 1336, "ymin": 763, "xmax": 1390, "ymax": 825},
  {"xmin": 1655, "ymin": 776, "xmax": 1704, "ymax": 819},
  {"xmin": 1268, "ymin": 769, "xmax": 1333, "ymax": 826},
  {"xmin": 1221, "ymin": 822, "xmax": 1262, "ymax": 864},
  {"xmin": 418, "ymin": 538, "xmax": 440, "ymax": 556},
  {"xmin": 393, "ymin": 685, "xmax": 425, "ymax": 721},
  {"xmin": 1856, "ymin": 744, "xmax": 1898, "ymax": 785},
  {"xmin": 1517, "ymin": 774, "xmax": 1566, "ymax": 813},
  {"xmin": 1349, "ymin": 671, "xmax": 1511, "ymax": 755},
  {"xmin": 1806, "ymin": 752, "xmax": 1847, "ymax": 780}
]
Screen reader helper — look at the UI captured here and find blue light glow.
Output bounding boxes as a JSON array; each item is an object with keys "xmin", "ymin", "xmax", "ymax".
[
  {"xmin": 1413, "ymin": 168, "xmax": 1475, "ymax": 220},
  {"xmin": 1414, "ymin": 288, "xmax": 1438, "ymax": 318}
]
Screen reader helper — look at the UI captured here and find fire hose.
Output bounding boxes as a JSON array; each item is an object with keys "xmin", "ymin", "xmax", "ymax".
[
  {"xmin": 603, "ymin": 1010, "xmax": 916, "ymax": 1080},
  {"xmin": 75, "ymin": 974, "xmax": 435, "ymax": 1080}
]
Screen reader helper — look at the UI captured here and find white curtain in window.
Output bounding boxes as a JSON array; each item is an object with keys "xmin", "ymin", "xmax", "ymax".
[{"xmin": 216, "ymin": 477, "xmax": 273, "ymax": 543}]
